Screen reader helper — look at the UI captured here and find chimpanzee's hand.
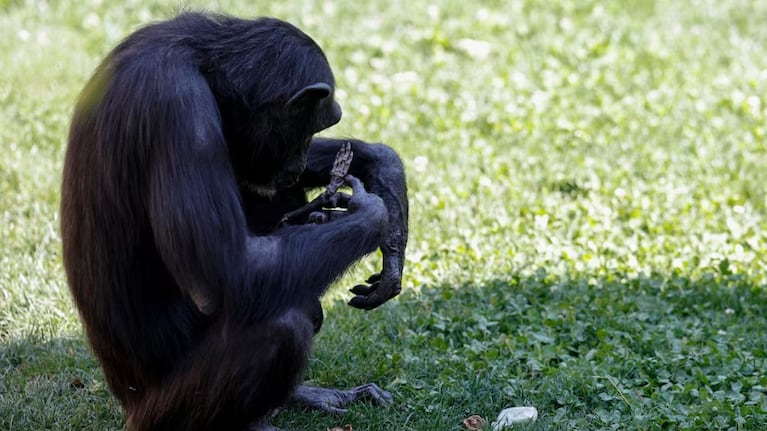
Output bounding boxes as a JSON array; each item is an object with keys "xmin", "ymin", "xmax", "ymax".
[
  {"xmin": 348, "ymin": 270, "xmax": 401, "ymax": 310},
  {"xmin": 344, "ymin": 175, "xmax": 388, "ymax": 229}
]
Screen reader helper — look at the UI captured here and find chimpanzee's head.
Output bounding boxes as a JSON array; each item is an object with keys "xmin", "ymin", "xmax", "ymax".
[{"xmin": 209, "ymin": 17, "xmax": 342, "ymax": 197}]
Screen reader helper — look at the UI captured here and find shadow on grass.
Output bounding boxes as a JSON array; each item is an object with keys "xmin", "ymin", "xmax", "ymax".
[
  {"xmin": 295, "ymin": 269, "xmax": 767, "ymax": 430},
  {"xmin": 2, "ymin": 270, "xmax": 765, "ymax": 430}
]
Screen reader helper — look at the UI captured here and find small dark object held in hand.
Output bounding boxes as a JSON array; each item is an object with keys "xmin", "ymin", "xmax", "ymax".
[{"xmin": 280, "ymin": 142, "xmax": 354, "ymax": 226}]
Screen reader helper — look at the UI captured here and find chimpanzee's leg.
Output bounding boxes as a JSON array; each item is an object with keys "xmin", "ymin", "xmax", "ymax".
[{"xmin": 126, "ymin": 309, "xmax": 314, "ymax": 431}]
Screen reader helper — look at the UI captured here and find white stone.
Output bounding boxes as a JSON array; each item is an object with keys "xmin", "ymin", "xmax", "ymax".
[{"xmin": 492, "ymin": 406, "xmax": 538, "ymax": 430}]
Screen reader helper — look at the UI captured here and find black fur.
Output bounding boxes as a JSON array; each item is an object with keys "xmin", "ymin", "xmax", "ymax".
[{"xmin": 61, "ymin": 12, "xmax": 408, "ymax": 431}]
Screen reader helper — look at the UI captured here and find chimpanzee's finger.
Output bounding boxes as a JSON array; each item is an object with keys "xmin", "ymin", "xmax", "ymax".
[
  {"xmin": 307, "ymin": 211, "xmax": 328, "ymax": 224},
  {"xmin": 327, "ymin": 191, "xmax": 352, "ymax": 208},
  {"xmin": 350, "ymin": 283, "xmax": 377, "ymax": 296},
  {"xmin": 348, "ymin": 294, "xmax": 381, "ymax": 310},
  {"xmin": 344, "ymin": 174, "xmax": 366, "ymax": 194},
  {"xmin": 349, "ymin": 287, "xmax": 392, "ymax": 310}
]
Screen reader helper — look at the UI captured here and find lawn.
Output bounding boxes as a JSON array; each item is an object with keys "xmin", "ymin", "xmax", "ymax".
[{"xmin": 1, "ymin": 0, "xmax": 766, "ymax": 430}]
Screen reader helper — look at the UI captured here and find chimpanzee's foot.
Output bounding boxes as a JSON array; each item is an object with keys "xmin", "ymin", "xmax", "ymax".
[{"xmin": 291, "ymin": 384, "xmax": 393, "ymax": 414}]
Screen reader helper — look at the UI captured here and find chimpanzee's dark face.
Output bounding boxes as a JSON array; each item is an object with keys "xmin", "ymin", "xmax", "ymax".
[
  {"xmin": 272, "ymin": 96, "xmax": 342, "ymax": 192},
  {"xmin": 237, "ymin": 85, "xmax": 342, "ymax": 198}
]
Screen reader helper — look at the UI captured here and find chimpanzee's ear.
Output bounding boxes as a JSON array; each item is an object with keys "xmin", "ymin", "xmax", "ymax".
[{"xmin": 285, "ymin": 82, "xmax": 332, "ymax": 115}]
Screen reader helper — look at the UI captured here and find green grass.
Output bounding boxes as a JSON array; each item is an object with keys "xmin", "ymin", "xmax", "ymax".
[{"xmin": 2, "ymin": 0, "xmax": 767, "ymax": 429}]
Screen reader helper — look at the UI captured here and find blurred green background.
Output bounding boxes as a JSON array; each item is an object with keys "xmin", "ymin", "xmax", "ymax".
[{"xmin": 1, "ymin": 0, "xmax": 766, "ymax": 429}]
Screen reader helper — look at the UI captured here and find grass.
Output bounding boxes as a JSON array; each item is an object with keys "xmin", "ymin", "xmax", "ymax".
[{"xmin": 1, "ymin": 0, "xmax": 766, "ymax": 429}]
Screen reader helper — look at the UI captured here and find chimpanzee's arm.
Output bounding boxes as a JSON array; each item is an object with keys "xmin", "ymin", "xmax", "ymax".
[
  {"xmin": 300, "ymin": 137, "xmax": 409, "ymax": 310},
  {"xmin": 146, "ymin": 67, "xmax": 388, "ymax": 320}
]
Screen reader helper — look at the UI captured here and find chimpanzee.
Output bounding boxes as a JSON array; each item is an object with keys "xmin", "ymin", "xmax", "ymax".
[{"xmin": 60, "ymin": 12, "xmax": 408, "ymax": 431}]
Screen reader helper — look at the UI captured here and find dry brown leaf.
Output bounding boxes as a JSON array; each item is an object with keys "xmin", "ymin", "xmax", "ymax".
[
  {"xmin": 463, "ymin": 414, "xmax": 486, "ymax": 430},
  {"xmin": 70, "ymin": 378, "xmax": 85, "ymax": 389}
]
